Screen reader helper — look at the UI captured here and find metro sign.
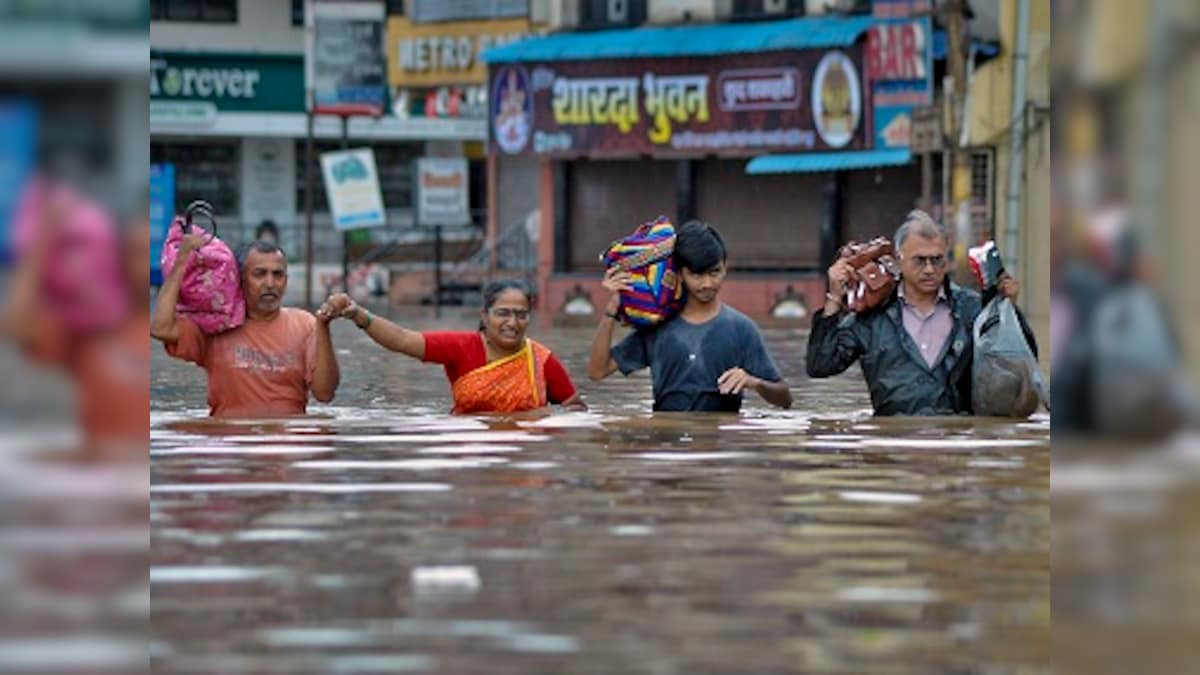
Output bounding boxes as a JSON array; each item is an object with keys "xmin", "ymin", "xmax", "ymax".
[{"xmin": 866, "ymin": 22, "xmax": 928, "ymax": 82}]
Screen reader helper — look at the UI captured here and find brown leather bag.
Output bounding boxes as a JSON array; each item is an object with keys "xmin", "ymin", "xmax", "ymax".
[{"xmin": 838, "ymin": 237, "xmax": 900, "ymax": 312}]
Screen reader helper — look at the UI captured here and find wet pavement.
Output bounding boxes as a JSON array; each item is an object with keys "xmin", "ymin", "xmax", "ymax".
[{"xmin": 151, "ymin": 307, "xmax": 1049, "ymax": 674}]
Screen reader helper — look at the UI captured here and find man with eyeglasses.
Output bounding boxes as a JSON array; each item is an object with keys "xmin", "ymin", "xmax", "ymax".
[{"xmin": 806, "ymin": 210, "xmax": 1035, "ymax": 416}]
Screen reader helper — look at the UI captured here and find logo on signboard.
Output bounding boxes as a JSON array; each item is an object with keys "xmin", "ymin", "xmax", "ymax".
[
  {"xmin": 812, "ymin": 51, "xmax": 861, "ymax": 149},
  {"xmin": 151, "ymin": 58, "xmax": 262, "ymax": 100},
  {"xmin": 880, "ymin": 109, "xmax": 913, "ymax": 147},
  {"xmin": 492, "ymin": 65, "xmax": 531, "ymax": 154},
  {"xmin": 332, "ymin": 156, "xmax": 369, "ymax": 184},
  {"xmin": 717, "ymin": 68, "xmax": 801, "ymax": 112}
]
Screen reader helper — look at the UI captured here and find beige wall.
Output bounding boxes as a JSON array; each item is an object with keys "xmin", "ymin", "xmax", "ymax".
[
  {"xmin": 151, "ymin": 0, "xmax": 304, "ymax": 53},
  {"xmin": 1021, "ymin": 122, "xmax": 1051, "ymax": 373},
  {"xmin": 1165, "ymin": 49, "xmax": 1200, "ymax": 384},
  {"xmin": 967, "ymin": 0, "xmax": 1051, "ymax": 372}
]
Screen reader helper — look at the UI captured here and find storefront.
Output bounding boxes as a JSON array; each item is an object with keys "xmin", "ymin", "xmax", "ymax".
[
  {"xmin": 150, "ymin": 49, "xmax": 486, "ymax": 261},
  {"xmin": 484, "ymin": 15, "xmax": 925, "ymax": 320}
]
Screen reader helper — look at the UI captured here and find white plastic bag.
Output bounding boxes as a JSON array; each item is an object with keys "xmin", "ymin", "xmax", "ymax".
[{"xmin": 972, "ymin": 297, "xmax": 1048, "ymax": 417}]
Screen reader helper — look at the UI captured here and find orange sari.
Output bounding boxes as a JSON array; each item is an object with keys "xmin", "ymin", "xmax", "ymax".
[{"xmin": 450, "ymin": 338, "xmax": 552, "ymax": 414}]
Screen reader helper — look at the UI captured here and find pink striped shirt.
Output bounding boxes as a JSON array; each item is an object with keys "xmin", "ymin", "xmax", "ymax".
[{"xmin": 897, "ymin": 285, "xmax": 953, "ymax": 367}]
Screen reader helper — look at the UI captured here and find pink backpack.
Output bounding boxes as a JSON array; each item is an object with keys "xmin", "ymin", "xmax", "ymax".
[
  {"xmin": 12, "ymin": 177, "xmax": 130, "ymax": 335},
  {"xmin": 160, "ymin": 201, "xmax": 245, "ymax": 335}
]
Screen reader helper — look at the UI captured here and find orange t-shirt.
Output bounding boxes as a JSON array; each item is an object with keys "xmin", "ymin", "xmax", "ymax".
[
  {"xmin": 27, "ymin": 312, "xmax": 151, "ymax": 449},
  {"xmin": 165, "ymin": 308, "xmax": 318, "ymax": 417}
]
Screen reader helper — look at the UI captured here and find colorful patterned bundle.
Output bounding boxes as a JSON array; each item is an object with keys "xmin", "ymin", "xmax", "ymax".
[
  {"xmin": 160, "ymin": 201, "xmax": 245, "ymax": 335},
  {"xmin": 600, "ymin": 215, "xmax": 685, "ymax": 328}
]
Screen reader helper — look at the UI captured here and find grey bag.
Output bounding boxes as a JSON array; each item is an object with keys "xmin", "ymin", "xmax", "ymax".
[
  {"xmin": 1090, "ymin": 286, "xmax": 1195, "ymax": 437},
  {"xmin": 972, "ymin": 297, "xmax": 1049, "ymax": 417}
]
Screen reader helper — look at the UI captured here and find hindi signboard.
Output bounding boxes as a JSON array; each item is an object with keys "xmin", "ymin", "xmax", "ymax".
[{"xmin": 488, "ymin": 48, "xmax": 867, "ymax": 157}]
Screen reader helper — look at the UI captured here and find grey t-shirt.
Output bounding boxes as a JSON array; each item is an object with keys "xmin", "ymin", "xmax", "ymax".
[{"xmin": 612, "ymin": 305, "xmax": 783, "ymax": 412}]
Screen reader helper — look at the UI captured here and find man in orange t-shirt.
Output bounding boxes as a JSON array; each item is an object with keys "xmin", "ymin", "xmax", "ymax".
[
  {"xmin": 151, "ymin": 238, "xmax": 339, "ymax": 417},
  {"xmin": 2, "ymin": 191, "xmax": 151, "ymax": 459}
]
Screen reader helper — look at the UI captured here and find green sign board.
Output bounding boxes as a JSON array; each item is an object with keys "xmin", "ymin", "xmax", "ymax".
[{"xmin": 150, "ymin": 51, "xmax": 304, "ymax": 113}]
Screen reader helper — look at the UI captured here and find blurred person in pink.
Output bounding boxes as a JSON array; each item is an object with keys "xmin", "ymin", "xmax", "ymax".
[
  {"xmin": 1, "ymin": 185, "xmax": 151, "ymax": 460},
  {"xmin": 150, "ymin": 239, "xmax": 340, "ymax": 417}
]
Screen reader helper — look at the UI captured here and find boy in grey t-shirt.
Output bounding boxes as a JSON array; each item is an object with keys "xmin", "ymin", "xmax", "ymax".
[{"xmin": 587, "ymin": 220, "xmax": 792, "ymax": 412}]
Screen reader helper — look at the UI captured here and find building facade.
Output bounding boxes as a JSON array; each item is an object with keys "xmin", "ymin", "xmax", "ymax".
[
  {"xmin": 150, "ymin": 0, "xmax": 489, "ymax": 299},
  {"xmin": 484, "ymin": 0, "xmax": 945, "ymax": 321}
]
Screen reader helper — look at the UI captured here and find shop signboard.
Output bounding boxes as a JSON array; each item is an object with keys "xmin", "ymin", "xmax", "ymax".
[
  {"xmin": 868, "ymin": 0, "xmax": 933, "ymax": 148},
  {"xmin": 308, "ymin": 1, "xmax": 388, "ymax": 116},
  {"xmin": 414, "ymin": 158, "xmax": 470, "ymax": 226},
  {"xmin": 319, "ymin": 148, "xmax": 387, "ymax": 230},
  {"xmin": 150, "ymin": 51, "xmax": 305, "ymax": 113},
  {"xmin": 488, "ymin": 48, "xmax": 868, "ymax": 157},
  {"xmin": 149, "ymin": 163, "xmax": 175, "ymax": 286},
  {"xmin": 387, "ymin": 17, "xmax": 529, "ymax": 88}
]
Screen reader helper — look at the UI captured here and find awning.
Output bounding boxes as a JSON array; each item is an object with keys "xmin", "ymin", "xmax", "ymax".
[
  {"xmin": 482, "ymin": 15, "xmax": 876, "ymax": 63},
  {"xmin": 745, "ymin": 148, "xmax": 913, "ymax": 174}
]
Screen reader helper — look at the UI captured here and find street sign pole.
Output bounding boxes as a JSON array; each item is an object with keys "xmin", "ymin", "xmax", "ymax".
[
  {"xmin": 305, "ymin": 97, "xmax": 315, "ymax": 308},
  {"xmin": 340, "ymin": 115, "xmax": 350, "ymax": 293}
]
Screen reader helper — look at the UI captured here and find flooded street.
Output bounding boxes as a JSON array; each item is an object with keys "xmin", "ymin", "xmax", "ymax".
[{"xmin": 151, "ymin": 308, "xmax": 1049, "ymax": 674}]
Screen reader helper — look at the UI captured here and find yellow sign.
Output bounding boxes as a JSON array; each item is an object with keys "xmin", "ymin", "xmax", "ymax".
[{"xmin": 387, "ymin": 17, "xmax": 529, "ymax": 87}]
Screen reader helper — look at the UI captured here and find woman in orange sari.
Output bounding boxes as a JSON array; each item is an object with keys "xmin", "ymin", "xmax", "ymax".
[{"xmin": 318, "ymin": 280, "xmax": 585, "ymax": 414}]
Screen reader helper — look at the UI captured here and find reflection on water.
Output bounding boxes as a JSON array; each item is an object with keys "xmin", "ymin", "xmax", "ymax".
[{"xmin": 152, "ymin": 310, "xmax": 1049, "ymax": 673}]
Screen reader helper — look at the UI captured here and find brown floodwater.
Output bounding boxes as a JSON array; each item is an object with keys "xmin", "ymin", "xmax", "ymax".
[{"xmin": 150, "ymin": 307, "xmax": 1049, "ymax": 674}]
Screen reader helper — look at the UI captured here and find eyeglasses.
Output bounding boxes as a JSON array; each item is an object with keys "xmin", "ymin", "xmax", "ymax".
[
  {"xmin": 489, "ymin": 307, "xmax": 530, "ymax": 321},
  {"xmin": 907, "ymin": 254, "xmax": 947, "ymax": 270}
]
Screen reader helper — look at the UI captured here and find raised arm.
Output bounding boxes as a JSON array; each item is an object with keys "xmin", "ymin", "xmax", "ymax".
[
  {"xmin": 150, "ymin": 233, "xmax": 207, "ymax": 344},
  {"xmin": 587, "ymin": 267, "xmax": 632, "ymax": 380},
  {"xmin": 317, "ymin": 293, "xmax": 425, "ymax": 359},
  {"xmin": 309, "ymin": 308, "xmax": 340, "ymax": 403},
  {"xmin": 806, "ymin": 258, "xmax": 867, "ymax": 377}
]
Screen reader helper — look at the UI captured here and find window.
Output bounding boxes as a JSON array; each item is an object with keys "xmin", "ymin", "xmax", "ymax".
[
  {"xmin": 151, "ymin": 142, "xmax": 240, "ymax": 217},
  {"xmin": 730, "ymin": 0, "xmax": 806, "ymax": 21},
  {"xmin": 152, "ymin": 0, "xmax": 237, "ymax": 23},
  {"xmin": 969, "ymin": 147, "xmax": 996, "ymax": 242},
  {"xmin": 581, "ymin": 0, "xmax": 645, "ymax": 27},
  {"xmin": 927, "ymin": 147, "xmax": 996, "ymax": 243},
  {"xmin": 294, "ymin": 1, "xmax": 402, "ymax": 26}
]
